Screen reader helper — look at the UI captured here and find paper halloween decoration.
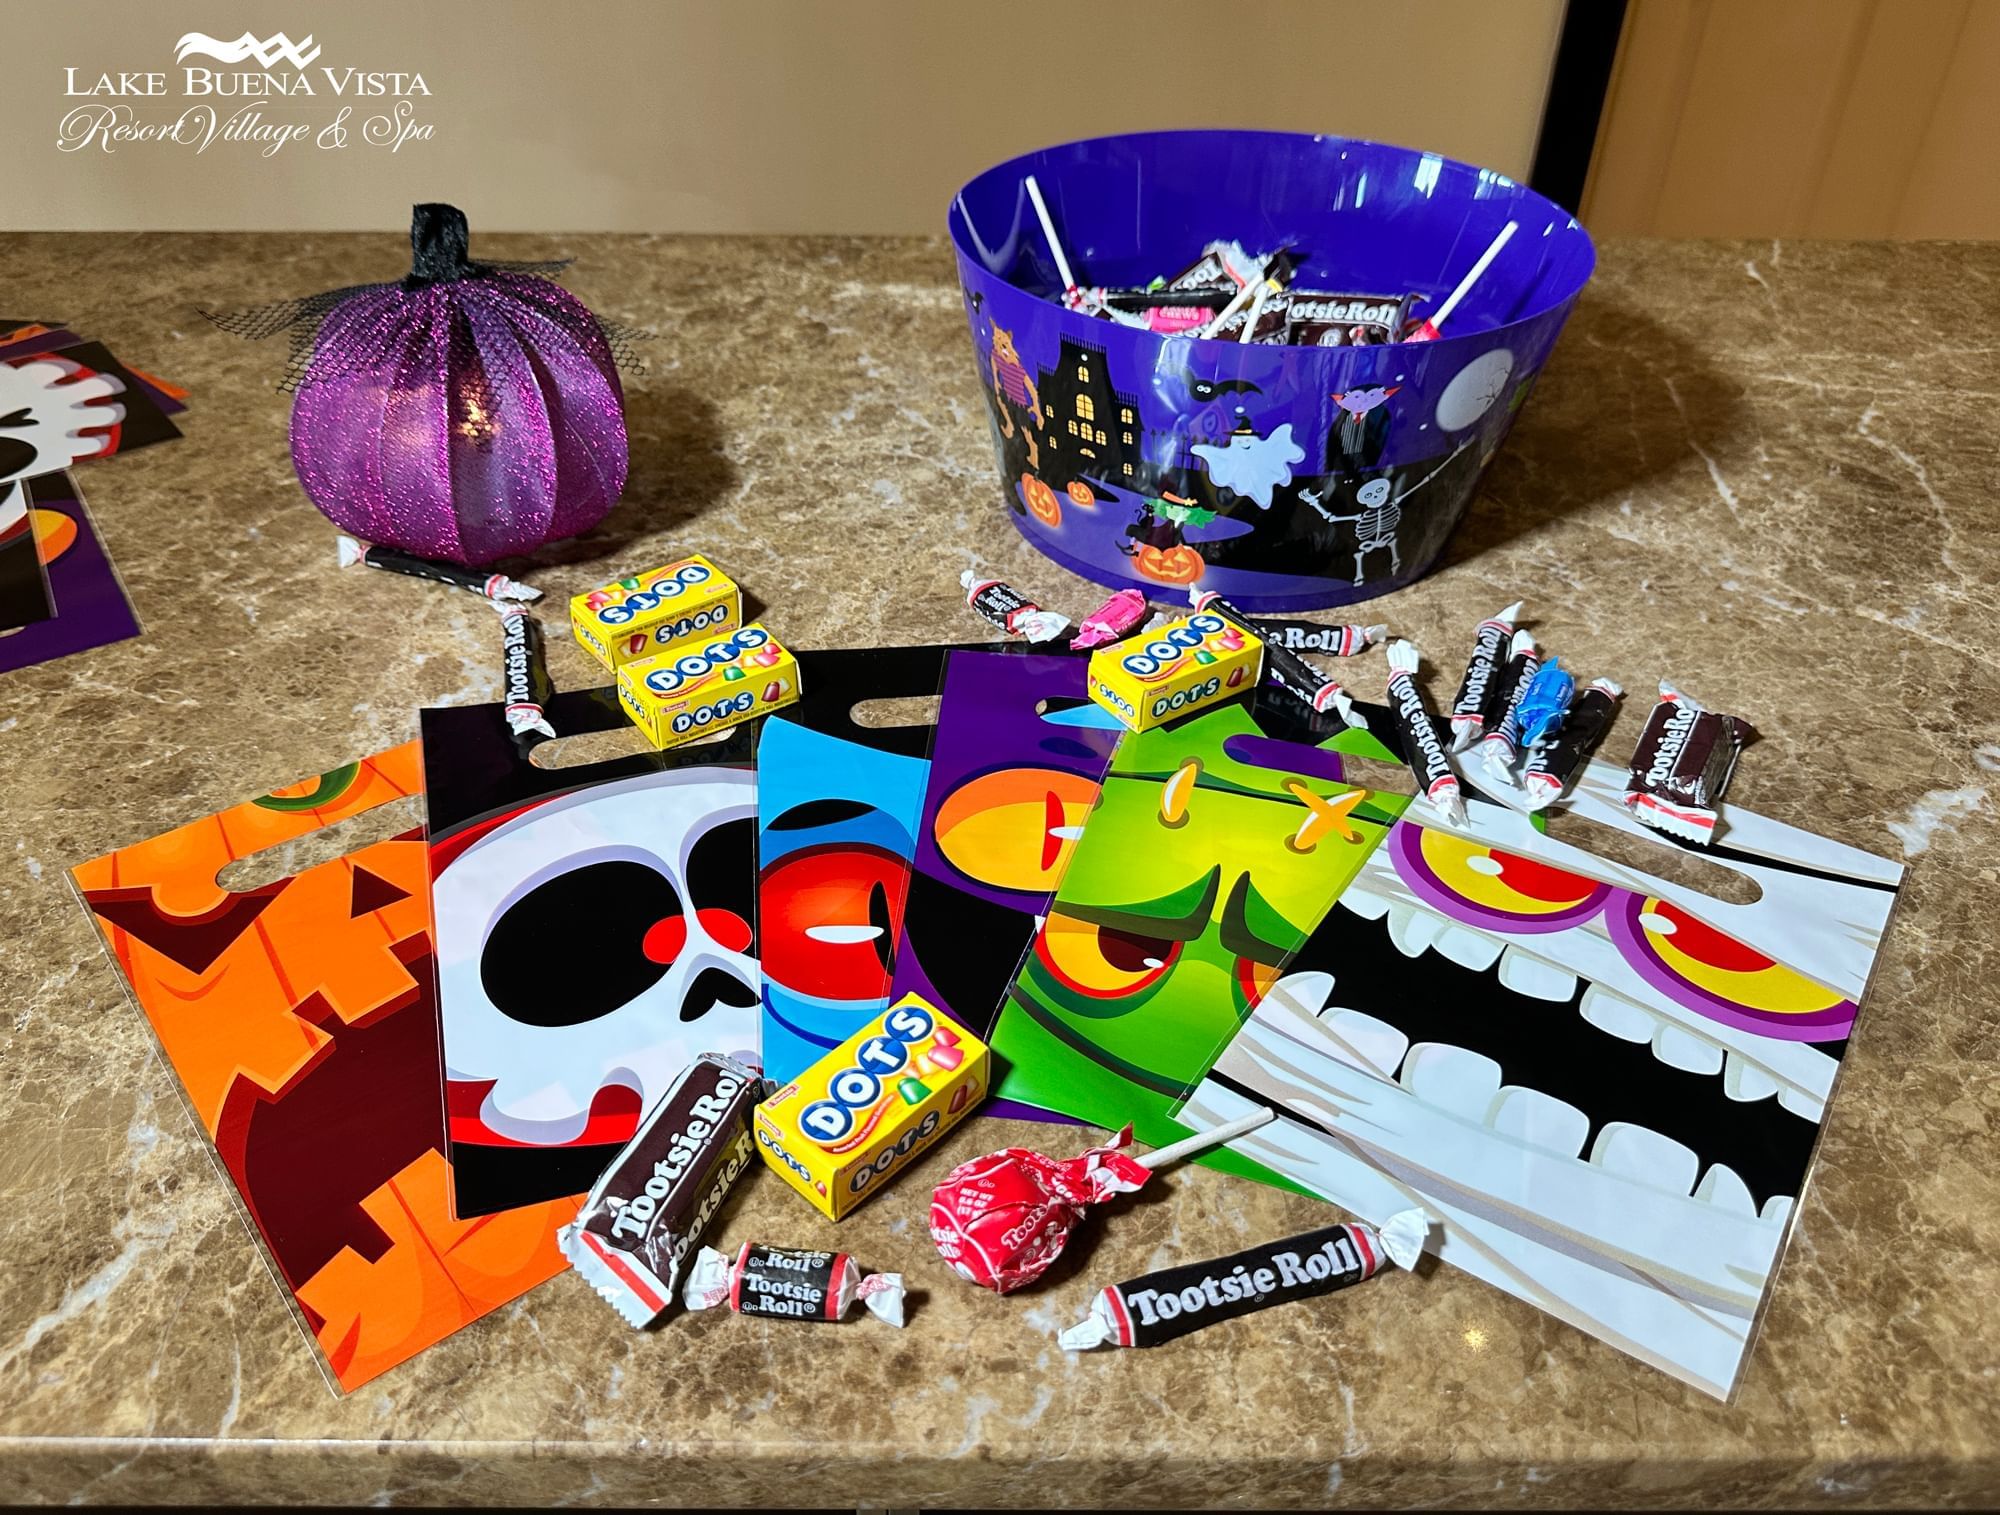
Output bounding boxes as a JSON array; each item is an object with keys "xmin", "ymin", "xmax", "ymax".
[
  {"xmin": 0, "ymin": 352, "xmax": 125, "ymax": 489},
  {"xmin": 71, "ymin": 744, "xmax": 575, "ymax": 1393},
  {"xmin": 988, "ymin": 699, "xmax": 1407, "ymax": 1183},
  {"xmin": 33, "ymin": 341, "xmax": 183, "ymax": 457},
  {"xmin": 0, "ymin": 474, "xmax": 141, "ymax": 673},
  {"xmin": 1172, "ymin": 754, "xmax": 1904, "ymax": 1398},
  {"xmin": 422, "ymin": 687, "xmax": 761, "ymax": 1217},
  {"xmin": 884, "ymin": 651, "xmax": 1124, "ymax": 1119},
  {"xmin": 0, "ymin": 325, "xmax": 189, "ymax": 419},
  {"xmin": 0, "ymin": 479, "xmax": 54, "ymax": 632},
  {"xmin": 212, "ymin": 203, "xmax": 635, "ymax": 566},
  {"xmin": 757, "ymin": 645, "xmax": 952, "ymax": 1085}
]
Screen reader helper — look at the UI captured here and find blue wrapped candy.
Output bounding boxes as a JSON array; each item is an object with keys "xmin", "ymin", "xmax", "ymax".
[{"xmin": 1514, "ymin": 657, "xmax": 1577, "ymax": 750}]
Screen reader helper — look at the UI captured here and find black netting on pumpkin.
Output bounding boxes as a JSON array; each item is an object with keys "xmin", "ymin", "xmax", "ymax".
[{"xmin": 201, "ymin": 204, "xmax": 651, "ymax": 393}]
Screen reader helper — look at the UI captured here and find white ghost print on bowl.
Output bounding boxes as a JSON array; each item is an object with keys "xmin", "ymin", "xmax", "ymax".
[
  {"xmin": 1191, "ymin": 411, "xmax": 1305, "ymax": 509},
  {"xmin": 434, "ymin": 767, "xmax": 761, "ymax": 1147},
  {"xmin": 0, "ymin": 357, "xmax": 127, "ymax": 486},
  {"xmin": 1433, "ymin": 347, "xmax": 1515, "ymax": 432}
]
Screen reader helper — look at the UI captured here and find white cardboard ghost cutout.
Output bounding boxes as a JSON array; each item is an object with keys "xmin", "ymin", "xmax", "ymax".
[{"xmin": 0, "ymin": 357, "xmax": 127, "ymax": 485}]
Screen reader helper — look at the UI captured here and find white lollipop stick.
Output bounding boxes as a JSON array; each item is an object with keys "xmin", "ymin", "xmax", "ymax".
[
  {"xmin": 1238, "ymin": 280, "xmax": 1270, "ymax": 344},
  {"xmin": 1410, "ymin": 220, "xmax": 1517, "ymax": 341},
  {"xmin": 1135, "ymin": 1107, "xmax": 1276, "ymax": 1170},
  {"xmin": 1197, "ymin": 275, "xmax": 1259, "ymax": 339},
  {"xmin": 1023, "ymin": 175, "xmax": 1077, "ymax": 293}
]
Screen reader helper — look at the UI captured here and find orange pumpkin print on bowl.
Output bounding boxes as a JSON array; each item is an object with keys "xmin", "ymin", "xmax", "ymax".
[
  {"xmin": 1133, "ymin": 543, "xmax": 1206, "ymax": 586},
  {"xmin": 1022, "ymin": 474, "xmax": 1061, "ymax": 527}
]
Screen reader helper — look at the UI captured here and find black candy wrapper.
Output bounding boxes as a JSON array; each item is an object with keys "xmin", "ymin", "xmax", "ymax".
[
  {"xmin": 337, "ymin": 534, "xmax": 542, "ymax": 601},
  {"xmin": 683, "ymin": 1242, "xmax": 905, "ymax": 1326},
  {"xmin": 497, "ymin": 603, "xmax": 555, "ymax": 742},
  {"xmin": 1448, "ymin": 601, "xmax": 1523, "ymax": 750},
  {"xmin": 1522, "ymin": 678, "xmax": 1623, "ymax": 811},
  {"xmin": 1384, "ymin": 641, "xmax": 1464, "ymax": 824},
  {"xmin": 1060, "ymin": 1209, "xmax": 1428, "ymax": 1350},
  {"xmin": 1193, "ymin": 590, "xmax": 1352, "ymax": 720},
  {"xmin": 558, "ymin": 1054, "xmax": 765, "ymax": 1328}
]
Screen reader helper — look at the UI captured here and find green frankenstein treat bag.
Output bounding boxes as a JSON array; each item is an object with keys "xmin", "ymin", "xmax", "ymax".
[{"xmin": 990, "ymin": 702, "xmax": 1407, "ymax": 1190}]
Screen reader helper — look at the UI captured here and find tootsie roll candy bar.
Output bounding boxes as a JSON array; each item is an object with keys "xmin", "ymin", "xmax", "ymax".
[
  {"xmin": 558, "ymin": 1054, "xmax": 765, "ymax": 1328},
  {"xmin": 1059, "ymin": 1209, "xmax": 1428, "ymax": 1350}
]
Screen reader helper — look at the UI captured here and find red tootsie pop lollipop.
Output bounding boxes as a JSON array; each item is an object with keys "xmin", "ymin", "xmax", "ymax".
[
  {"xmin": 1402, "ymin": 221, "xmax": 1516, "ymax": 343},
  {"xmin": 929, "ymin": 1109, "xmax": 1275, "ymax": 1294}
]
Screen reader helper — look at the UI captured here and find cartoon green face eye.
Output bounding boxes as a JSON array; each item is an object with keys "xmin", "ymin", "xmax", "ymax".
[
  {"xmin": 1035, "ymin": 911, "xmax": 1180, "ymax": 1000},
  {"xmin": 1233, "ymin": 953, "xmax": 1280, "ymax": 1013}
]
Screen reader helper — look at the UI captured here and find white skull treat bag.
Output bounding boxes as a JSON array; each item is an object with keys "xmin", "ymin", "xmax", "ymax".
[{"xmin": 421, "ymin": 691, "xmax": 763, "ymax": 1218}]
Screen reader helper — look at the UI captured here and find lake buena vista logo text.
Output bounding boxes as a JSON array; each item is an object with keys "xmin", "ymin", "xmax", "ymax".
[{"xmin": 58, "ymin": 30, "xmax": 436, "ymax": 156}]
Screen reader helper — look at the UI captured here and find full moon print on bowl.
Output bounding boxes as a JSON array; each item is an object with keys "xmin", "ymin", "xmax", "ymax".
[{"xmin": 1435, "ymin": 348, "xmax": 1516, "ymax": 432}]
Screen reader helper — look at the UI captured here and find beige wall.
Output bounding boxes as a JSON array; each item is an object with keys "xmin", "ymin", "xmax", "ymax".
[
  {"xmin": 11, "ymin": 0, "xmax": 1565, "ymax": 233},
  {"xmin": 1583, "ymin": 0, "xmax": 2000, "ymax": 238}
]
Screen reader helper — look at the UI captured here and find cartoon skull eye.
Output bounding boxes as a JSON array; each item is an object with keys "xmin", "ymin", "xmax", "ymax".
[
  {"xmin": 480, "ymin": 860, "xmax": 683, "ymax": 1027},
  {"xmin": 1035, "ymin": 911, "xmax": 1180, "ymax": 999},
  {"xmin": 759, "ymin": 844, "xmax": 910, "ymax": 1001},
  {"xmin": 685, "ymin": 815, "xmax": 756, "ymax": 954},
  {"xmin": 0, "ymin": 408, "xmax": 32, "ymax": 428}
]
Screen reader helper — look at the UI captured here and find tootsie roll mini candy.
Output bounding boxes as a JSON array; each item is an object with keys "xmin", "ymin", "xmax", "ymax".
[
  {"xmin": 1447, "ymin": 600, "xmax": 1524, "ymax": 751},
  {"xmin": 558, "ymin": 1053, "xmax": 765, "ymax": 1328},
  {"xmin": 495, "ymin": 602, "xmax": 555, "ymax": 741},
  {"xmin": 1521, "ymin": 678, "xmax": 1622, "ymax": 811},
  {"xmin": 1059, "ymin": 1209, "xmax": 1429, "ymax": 1350},
  {"xmin": 1384, "ymin": 640, "xmax": 1464, "ymax": 825},
  {"xmin": 960, "ymin": 570, "xmax": 1070, "ymax": 643},
  {"xmin": 683, "ymin": 1242, "xmax": 905, "ymax": 1327},
  {"xmin": 1622, "ymin": 682, "xmax": 1757, "ymax": 840},
  {"xmin": 336, "ymin": 533, "xmax": 542, "ymax": 602}
]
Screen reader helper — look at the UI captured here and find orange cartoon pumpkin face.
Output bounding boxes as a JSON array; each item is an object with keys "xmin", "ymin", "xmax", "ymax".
[
  {"xmin": 1134, "ymin": 543, "xmax": 1205, "ymax": 586},
  {"xmin": 1065, "ymin": 479, "xmax": 1096, "ymax": 508},
  {"xmin": 1022, "ymin": 474, "xmax": 1061, "ymax": 526}
]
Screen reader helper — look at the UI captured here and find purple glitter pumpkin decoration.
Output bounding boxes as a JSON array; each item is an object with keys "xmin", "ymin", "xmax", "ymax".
[{"xmin": 277, "ymin": 204, "xmax": 629, "ymax": 565}]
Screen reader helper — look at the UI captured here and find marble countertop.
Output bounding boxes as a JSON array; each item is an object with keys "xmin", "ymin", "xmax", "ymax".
[{"xmin": 1, "ymin": 233, "xmax": 1995, "ymax": 1508}]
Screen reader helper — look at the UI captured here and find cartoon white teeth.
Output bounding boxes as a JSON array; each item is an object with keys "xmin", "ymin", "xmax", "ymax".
[
  {"xmin": 1184, "ymin": 768, "xmax": 1899, "ymax": 1396},
  {"xmin": 1696, "ymin": 1163, "xmax": 1759, "ymax": 1215},
  {"xmin": 1489, "ymin": 1085, "xmax": 1589, "ymax": 1157},
  {"xmin": 1589, "ymin": 1121, "xmax": 1699, "ymax": 1195},
  {"xmin": 1653, "ymin": 1021, "xmax": 1725, "ymax": 1075}
]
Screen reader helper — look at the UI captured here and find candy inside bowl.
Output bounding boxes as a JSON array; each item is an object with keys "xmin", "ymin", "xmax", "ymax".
[{"xmin": 948, "ymin": 130, "xmax": 1596, "ymax": 612}]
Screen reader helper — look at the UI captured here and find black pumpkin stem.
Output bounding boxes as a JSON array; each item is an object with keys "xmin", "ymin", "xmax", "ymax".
[{"xmin": 405, "ymin": 203, "xmax": 478, "ymax": 287}]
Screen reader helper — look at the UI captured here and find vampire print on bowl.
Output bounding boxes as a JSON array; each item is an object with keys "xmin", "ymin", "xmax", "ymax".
[{"xmin": 422, "ymin": 688, "xmax": 761, "ymax": 1218}]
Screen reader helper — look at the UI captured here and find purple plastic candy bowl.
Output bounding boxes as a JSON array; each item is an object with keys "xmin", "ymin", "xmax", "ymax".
[{"xmin": 949, "ymin": 130, "xmax": 1595, "ymax": 611}]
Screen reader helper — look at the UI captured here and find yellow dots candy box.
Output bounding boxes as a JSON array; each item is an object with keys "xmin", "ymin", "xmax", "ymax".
[
  {"xmin": 754, "ymin": 994, "xmax": 988, "ymax": 1221},
  {"xmin": 616, "ymin": 622, "xmax": 800, "ymax": 750},
  {"xmin": 571, "ymin": 553, "xmax": 742, "ymax": 671},
  {"xmin": 1086, "ymin": 610, "xmax": 1263, "ymax": 731}
]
